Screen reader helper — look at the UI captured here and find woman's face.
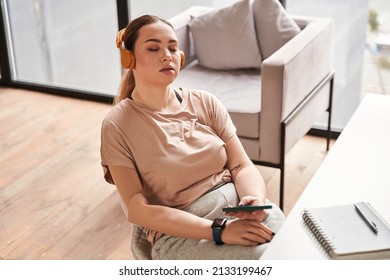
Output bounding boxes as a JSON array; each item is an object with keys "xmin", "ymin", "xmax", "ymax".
[{"xmin": 132, "ymin": 21, "xmax": 181, "ymax": 87}]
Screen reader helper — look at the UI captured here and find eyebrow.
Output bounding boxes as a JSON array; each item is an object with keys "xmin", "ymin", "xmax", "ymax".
[{"xmin": 144, "ymin": 38, "xmax": 178, "ymax": 44}]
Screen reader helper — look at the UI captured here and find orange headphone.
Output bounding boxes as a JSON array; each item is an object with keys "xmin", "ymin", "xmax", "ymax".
[{"xmin": 116, "ymin": 28, "xmax": 185, "ymax": 69}]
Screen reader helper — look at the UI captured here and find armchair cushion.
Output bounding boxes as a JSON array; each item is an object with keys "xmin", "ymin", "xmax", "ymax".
[
  {"xmin": 253, "ymin": 0, "xmax": 301, "ymax": 60},
  {"xmin": 173, "ymin": 62, "xmax": 261, "ymax": 138},
  {"xmin": 188, "ymin": 0, "xmax": 261, "ymax": 70}
]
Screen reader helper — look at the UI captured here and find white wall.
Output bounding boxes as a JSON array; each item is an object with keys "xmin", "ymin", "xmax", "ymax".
[{"xmin": 287, "ymin": 0, "xmax": 369, "ymax": 131}]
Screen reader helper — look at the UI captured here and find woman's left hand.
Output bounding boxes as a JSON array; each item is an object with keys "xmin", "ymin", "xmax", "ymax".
[{"xmin": 224, "ymin": 196, "xmax": 267, "ymax": 222}]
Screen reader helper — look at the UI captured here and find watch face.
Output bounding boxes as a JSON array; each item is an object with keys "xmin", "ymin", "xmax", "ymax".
[{"xmin": 212, "ymin": 218, "xmax": 226, "ymax": 227}]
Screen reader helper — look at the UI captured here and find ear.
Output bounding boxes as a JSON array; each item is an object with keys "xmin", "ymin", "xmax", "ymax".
[
  {"xmin": 179, "ymin": 50, "xmax": 185, "ymax": 69},
  {"xmin": 121, "ymin": 49, "xmax": 136, "ymax": 69}
]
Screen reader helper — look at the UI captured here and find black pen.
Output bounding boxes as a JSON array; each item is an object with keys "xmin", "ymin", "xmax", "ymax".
[{"xmin": 354, "ymin": 204, "xmax": 378, "ymax": 234}]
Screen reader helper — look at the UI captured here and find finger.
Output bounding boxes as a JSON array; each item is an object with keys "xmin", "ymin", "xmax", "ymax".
[
  {"xmin": 236, "ymin": 233, "xmax": 266, "ymax": 246},
  {"xmin": 236, "ymin": 210, "xmax": 265, "ymax": 221},
  {"xmin": 223, "ymin": 205, "xmax": 238, "ymax": 216},
  {"xmin": 225, "ymin": 211, "xmax": 238, "ymax": 218},
  {"xmin": 239, "ymin": 196, "xmax": 258, "ymax": 206},
  {"xmin": 243, "ymin": 232, "xmax": 268, "ymax": 245},
  {"xmin": 258, "ymin": 223, "xmax": 274, "ymax": 237},
  {"xmin": 250, "ymin": 210, "xmax": 266, "ymax": 220},
  {"xmin": 245, "ymin": 221, "xmax": 273, "ymax": 241}
]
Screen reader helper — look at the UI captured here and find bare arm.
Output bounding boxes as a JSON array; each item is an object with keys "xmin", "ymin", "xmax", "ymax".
[
  {"xmin": 224, "ymin": 134, "xmax": 266, "ymax": 204},
  {"xmin": 109, "ymin": 165, "xmax": 213, "ymax": 240},
  {"xmin": 222, "ymin": 134, "xmax": 274, "ymax": 243}
]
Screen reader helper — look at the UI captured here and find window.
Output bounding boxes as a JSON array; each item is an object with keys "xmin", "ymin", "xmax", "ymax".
[{"xmin": 1, "ymin": 0, "xmax": 120, "ymax": 95}]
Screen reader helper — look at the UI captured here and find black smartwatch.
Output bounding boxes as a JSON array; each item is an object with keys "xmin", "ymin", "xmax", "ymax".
[{"xmin": 211, "ymin": 218, "xmax": 227, "ymax": 245}]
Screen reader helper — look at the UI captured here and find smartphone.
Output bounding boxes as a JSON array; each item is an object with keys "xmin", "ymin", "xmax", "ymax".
[{"xmin": 222, "ymin": 205, "xmax": 272, "ymax": 212}]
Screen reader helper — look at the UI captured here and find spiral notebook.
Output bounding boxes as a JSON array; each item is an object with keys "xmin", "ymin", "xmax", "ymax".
[{"xmin": 302, "ymin": 201, "xmax": 390, "ymax": 260}]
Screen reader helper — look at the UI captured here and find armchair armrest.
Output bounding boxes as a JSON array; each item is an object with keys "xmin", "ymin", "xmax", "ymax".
[{"xmin": 260, "ymin": 17, "xmax": 334, "ymax": 163}]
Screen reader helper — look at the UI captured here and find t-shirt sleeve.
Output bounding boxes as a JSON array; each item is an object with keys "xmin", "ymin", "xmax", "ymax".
[
  {"xmin": 202, "ymin": 90, "xmax": 237, "ymax": 142},
  {"xmin": 100, "ymin": 118, "xmax": 135, "ymax": 184}
]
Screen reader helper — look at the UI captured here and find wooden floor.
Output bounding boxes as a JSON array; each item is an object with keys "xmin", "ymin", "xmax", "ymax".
[{"xmin": 0, "ymin": 88, "xmax": 335, "ymax": 260}]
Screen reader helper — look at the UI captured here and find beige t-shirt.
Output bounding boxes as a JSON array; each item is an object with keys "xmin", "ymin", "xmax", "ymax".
[{"xmin": 100, "ymin": 88, "xmax": 236, "ymax": 234}]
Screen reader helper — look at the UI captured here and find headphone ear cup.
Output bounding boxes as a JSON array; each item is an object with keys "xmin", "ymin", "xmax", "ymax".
[
  {"xmin": 179, "ymin": 51, "xmax": 185, "ymax": 69},
  {"xmin": 121, "ymin": 49, "xmax": 135, "ymax": 69}
]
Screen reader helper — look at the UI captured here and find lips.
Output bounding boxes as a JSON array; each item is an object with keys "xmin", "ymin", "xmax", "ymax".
[{"xmin": 160, "ymin": 66, "xmax": 175, "ymax": 72}]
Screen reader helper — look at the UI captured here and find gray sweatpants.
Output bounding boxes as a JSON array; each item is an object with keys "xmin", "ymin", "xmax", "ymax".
[{"xmin": 151, "ymin": 183, "xmax": 286, "ymax": 260}]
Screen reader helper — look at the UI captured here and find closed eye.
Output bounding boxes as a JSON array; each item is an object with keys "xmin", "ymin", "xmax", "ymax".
[{"xmin": 147, "ymin": 47, "xmax": 178, "ymax": 52}]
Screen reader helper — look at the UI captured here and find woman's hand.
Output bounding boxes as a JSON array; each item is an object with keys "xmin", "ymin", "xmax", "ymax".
[
  {"xmin": 224, "ymin": 196, "xmax": 267, "ymax": 222},
  {"xmin": 221, "ymin": 219, "xmax": 273, "ymax": 246}
]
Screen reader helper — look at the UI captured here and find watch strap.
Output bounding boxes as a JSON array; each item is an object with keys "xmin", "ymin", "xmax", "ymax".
[{"xmin": 211, "ymin": 218, "xmax": 227, "ymax": 245}]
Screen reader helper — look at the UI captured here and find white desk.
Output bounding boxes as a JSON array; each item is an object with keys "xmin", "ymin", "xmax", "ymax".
[{"xmin": 261, "ymin": 94, "xmax": 390, "ymax": 259}]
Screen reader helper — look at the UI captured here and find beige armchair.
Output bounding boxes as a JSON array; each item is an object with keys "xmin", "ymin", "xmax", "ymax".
[{"xmin": 171, "ymin": 2, "xmax": 335, "ymax": 211}]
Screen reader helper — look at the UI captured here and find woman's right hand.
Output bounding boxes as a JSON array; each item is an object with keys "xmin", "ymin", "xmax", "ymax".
[{"xmin": 221, "ymin": 219, "xmax": 273, "ymax": 246}]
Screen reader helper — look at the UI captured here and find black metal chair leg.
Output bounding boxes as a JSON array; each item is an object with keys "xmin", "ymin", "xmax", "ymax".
[
  {"xmin": 279, "ymin": 165, "xmax": 285, "ymax": 211},
  {"xmin": 326, "ymin": 76, "xmax": 334, "ymax": 151}
]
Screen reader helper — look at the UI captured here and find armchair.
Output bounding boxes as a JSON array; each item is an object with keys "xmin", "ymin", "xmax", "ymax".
[{"xmin": 171, "ymin": 2, "xmax": 335, "ymax": 211}]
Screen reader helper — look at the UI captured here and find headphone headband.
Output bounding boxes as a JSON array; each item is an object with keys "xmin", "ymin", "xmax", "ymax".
[{"xmin": 116, "ymin": 28, "xmax": 126, "ymax": 50}]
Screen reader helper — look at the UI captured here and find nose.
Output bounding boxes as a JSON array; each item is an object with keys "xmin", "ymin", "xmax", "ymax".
[{"xmin": 161, "ymin": 49, "xmax": 172, "ymax": 62}]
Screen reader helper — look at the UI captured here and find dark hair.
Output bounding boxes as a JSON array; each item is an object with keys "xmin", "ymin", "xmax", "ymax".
[{"xmin": 114, "ymin": 15, "xmax": 174, "ymax": 105}]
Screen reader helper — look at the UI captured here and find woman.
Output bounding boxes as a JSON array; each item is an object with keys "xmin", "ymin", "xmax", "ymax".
[{"xmin": 100, "ymin": 14, "xmax": 285, "ymax": 260}]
